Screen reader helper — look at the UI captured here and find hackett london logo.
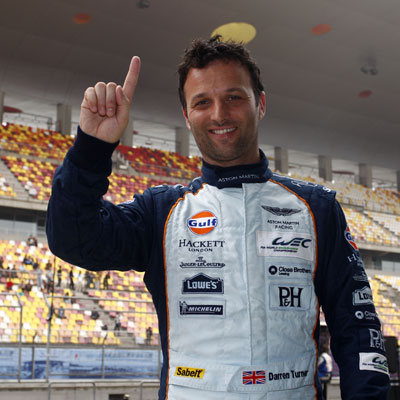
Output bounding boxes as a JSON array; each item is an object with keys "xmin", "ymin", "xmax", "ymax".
[
  {"xmin": 178, "ymin": 239, "xmax": 225, "ymax": 253},
  {"xmin": 187, "ymin": 211, "xmax": 218, "ymax": 235}
]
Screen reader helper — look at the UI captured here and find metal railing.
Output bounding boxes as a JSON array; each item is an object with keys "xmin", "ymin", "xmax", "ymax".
[{"xmin": 0, "ymin": 290, "xmax": 162, "ymax": 382}]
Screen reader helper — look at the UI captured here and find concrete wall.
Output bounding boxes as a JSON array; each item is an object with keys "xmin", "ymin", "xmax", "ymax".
[{"xmin": 0, "ymin": 380, "xmax": 160, "ymax": 400}]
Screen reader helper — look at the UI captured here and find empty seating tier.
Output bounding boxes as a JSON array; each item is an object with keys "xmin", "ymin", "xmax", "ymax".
[
  {"xmin": 118, "ymin": 145, "xmax": 201, "ymax": 179},
  {"xmin": 0, "ymin": 123, "xmax": 74, "ymax": 160}
]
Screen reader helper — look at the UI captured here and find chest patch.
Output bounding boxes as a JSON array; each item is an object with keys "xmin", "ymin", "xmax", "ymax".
[{"xmin": 256, "ymin": 231, "xmax": 314, "ymax": 261}]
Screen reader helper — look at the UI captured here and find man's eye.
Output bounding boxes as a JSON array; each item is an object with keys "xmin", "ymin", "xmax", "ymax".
[
  {"xmin": 227, "ymin": 95, "xmax": 241, "ymax": 101},
  {"xmin": 193, "ymin": 100, "xmax": 209, "ymax": 108}
]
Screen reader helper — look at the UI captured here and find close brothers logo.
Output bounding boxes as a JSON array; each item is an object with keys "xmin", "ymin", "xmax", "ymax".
[{"xmin": 187, "ymin": 211, "xmax": 218, "ymax": 235}]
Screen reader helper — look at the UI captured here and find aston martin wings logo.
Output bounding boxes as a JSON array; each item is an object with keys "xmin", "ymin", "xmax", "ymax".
[{"xmin": 261, "ymin": 206, "xmax": 301, "ymax": 216}]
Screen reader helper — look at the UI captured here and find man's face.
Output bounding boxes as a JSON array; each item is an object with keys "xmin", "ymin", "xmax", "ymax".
[{"xmin": 182, "ymin": 60, "xmax": 266, "ymax": 167}]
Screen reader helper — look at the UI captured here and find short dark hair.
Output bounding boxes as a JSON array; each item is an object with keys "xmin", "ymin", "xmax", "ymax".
[{"xmin": 178, "ymin": 35, "xmax": 264, "ymax": 110}]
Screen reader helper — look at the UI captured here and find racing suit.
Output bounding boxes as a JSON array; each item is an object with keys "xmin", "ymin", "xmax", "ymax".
[{"xmin": 46, "ymin": 129, "xmax": 390, "ymax": 399}]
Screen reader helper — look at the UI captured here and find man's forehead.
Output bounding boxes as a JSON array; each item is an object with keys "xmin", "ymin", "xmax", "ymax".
[{"xmin": 184, "ymin": 60, "xmax": 252, "ymax": 96}]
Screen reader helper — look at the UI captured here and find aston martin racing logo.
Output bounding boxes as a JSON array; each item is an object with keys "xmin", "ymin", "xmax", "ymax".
[{"xmin": 261, "ymin": 206, "xmax": 301, "ymax": 216}]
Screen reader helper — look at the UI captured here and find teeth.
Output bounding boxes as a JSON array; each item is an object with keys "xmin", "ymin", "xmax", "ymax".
[{"xmin": 210, "ymin": 128, "xmax": 235, "ymax": 135}]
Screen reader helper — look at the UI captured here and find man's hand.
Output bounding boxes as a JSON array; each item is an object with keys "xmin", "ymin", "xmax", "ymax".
[{"xmin": 80, "ymin": 56, "xmax": 141, "ymax": 143}]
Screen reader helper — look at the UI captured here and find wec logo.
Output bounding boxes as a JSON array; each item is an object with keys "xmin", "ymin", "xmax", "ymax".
[
  {"xmin": 187, "ymin": 211, "xmax": 217, "ymax": 235},
  {"xmin": 272, "ymin": 237, "xmax": 311, "ymax": 248}
]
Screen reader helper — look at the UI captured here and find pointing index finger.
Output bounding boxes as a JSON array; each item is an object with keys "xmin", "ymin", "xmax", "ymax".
[{"xmin": 122, "ymin": 56, "xmax": 141, "ymax": 103}]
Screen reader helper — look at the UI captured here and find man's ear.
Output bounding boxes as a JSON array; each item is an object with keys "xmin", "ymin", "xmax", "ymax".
[
  {"xmin": 258, "ymin": 92, "xmax": 266, "ymax": 120},
  {"xmin": 182, "ymin": 107, "xmax": 192, "ymax": 131}
]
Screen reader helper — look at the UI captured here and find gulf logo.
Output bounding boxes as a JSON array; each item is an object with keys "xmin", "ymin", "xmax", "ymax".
[
  {"xmin": 187, "ymin": 211, "xmax": 218, "ymax": 235},
  {"xmin": 344, "ymin": 225, "xmax": 358, "ymax": 251}
]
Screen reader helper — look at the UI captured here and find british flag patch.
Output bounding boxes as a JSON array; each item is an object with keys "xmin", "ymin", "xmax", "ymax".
[{"xmin": 242, "ymin": 370, "xmax": 266, "ymax": 385}]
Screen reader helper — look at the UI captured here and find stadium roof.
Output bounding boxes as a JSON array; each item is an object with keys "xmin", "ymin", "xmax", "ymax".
[{"xmin": 0, "ymin": 0, "xmax": 399, "ymax": 178}]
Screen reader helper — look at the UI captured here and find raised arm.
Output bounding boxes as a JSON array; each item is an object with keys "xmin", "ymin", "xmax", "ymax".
[{"xmin": 46, "ymin": 56, "xmax": 154, "ymax": 271}]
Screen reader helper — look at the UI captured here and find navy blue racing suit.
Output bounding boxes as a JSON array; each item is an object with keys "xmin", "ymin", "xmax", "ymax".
[{"xmin": 46, "ymin": 129, "xmax": 390, "ymax": 399}]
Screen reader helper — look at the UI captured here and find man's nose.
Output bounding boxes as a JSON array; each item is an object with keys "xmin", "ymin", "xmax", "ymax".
[{"xmin": 210, "ymin": 99, "xmax": 229, "ymax": 123}]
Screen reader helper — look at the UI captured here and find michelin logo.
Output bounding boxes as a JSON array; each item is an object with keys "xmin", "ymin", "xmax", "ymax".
[{"xmin": 179, "ymin": 300, "xmax": 224, "ymax": 316}]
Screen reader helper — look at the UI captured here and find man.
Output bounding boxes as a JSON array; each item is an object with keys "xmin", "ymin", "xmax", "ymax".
[
  {"xmin": 317, "ymin": 344, "xmax": 333, "ymax": 398},
  {"xmin": 47, "ymin": 37, "xmax": 390, "ymax": 399}
]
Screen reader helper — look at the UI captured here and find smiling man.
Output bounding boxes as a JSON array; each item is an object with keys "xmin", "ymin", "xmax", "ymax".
[
  {"xmin": 182, "ymin": 59, "xmax": 265, "ymax": 166},
  {"xmin": 47, "ymin": 36, "xmax": 390, "ymax": 399}
]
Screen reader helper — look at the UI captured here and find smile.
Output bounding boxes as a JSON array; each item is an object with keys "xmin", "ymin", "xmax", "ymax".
[{"xmin": 209, "ymin": 127, "xmax": 236, "ymax": 135}]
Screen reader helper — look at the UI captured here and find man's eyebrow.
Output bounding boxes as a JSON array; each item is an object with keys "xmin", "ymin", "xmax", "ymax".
[{"xmin": 190, "ymin": 87, "xmax": 247, "ymax": 102}]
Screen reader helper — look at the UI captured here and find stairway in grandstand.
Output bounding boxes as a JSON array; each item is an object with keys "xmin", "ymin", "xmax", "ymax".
[
  {"xmin": 375, "ymin": 278, "xmax": 400, "ymax": 308},
  {"xmin": 0, "ymin": 155, "xmax": 27, "ymax": 200},
  {"xmin": 371, "ymin": 275, "xmax": 400, "ymax": 340},
  {"xmin": 74, "ymin": 292, "xmax": 135, "ymax": 347}
]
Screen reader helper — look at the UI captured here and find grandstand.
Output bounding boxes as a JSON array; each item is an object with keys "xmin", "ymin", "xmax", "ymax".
[
  {"xmin": 0, "ymin": 121, "xmax": 398, "ymax": 400},
  {"xmin": 0, "ymin": 121, "xmax": 398, "ymax": 348}
]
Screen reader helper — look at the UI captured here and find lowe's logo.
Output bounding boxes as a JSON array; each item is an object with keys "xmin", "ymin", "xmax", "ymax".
[
  {"xmin": 353, "ymin": 287, "xmax": 374, "ymax": 306},
  {"xmin": 272, "ymin": 237, "xmax": 311, "ymax": 248},
  {"xmin": 182, "ymin": 273, "xmax": 224, "ymax": 294}
]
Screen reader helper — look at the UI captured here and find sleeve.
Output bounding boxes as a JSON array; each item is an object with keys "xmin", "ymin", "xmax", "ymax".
[
  {"xmin": 46, "ymin": 128, "xmax": 154, "ymax": 271},
  {"xmin": 315, "ymin": 198, "xmax": 391, "ymax": 399}
]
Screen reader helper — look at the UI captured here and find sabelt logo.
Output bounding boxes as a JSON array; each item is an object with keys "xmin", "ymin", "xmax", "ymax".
[
  {"xmin": 174, "ymin": 367, "xmax": 205, "ymax": 378},
  {"xmin": 187, "ymin": 211, "xmax": 217, "ymax": 235}
]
